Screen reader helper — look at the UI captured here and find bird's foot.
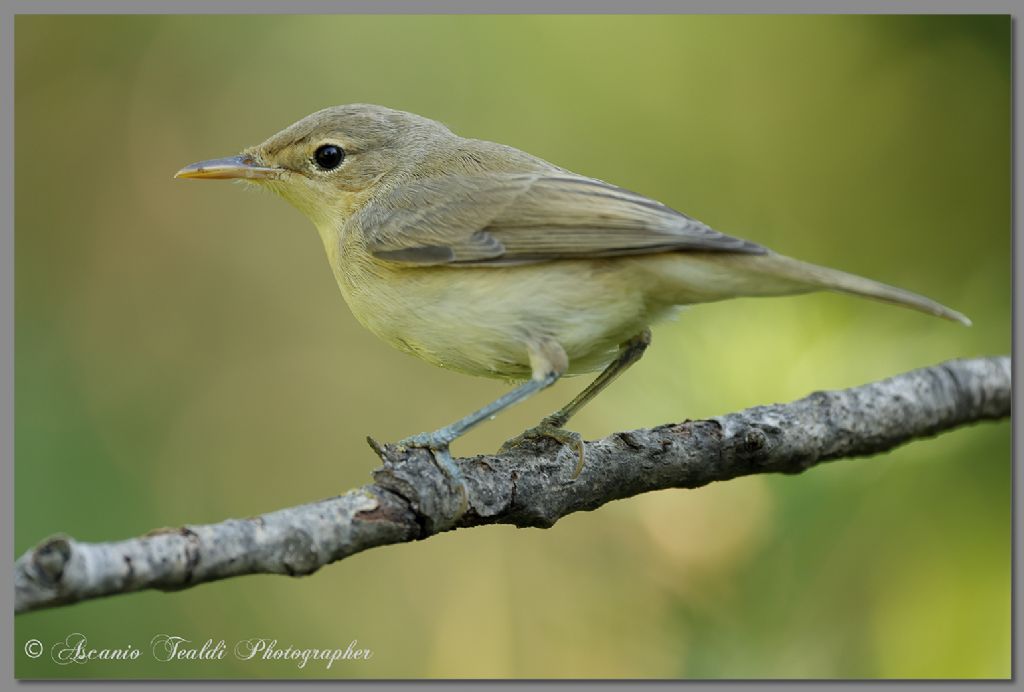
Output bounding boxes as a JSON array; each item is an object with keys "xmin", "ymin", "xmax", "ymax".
[
  {"xmin": 499, "ymin": 422, "xmax": 586, "ymax": 479},
  {"xmin": 374, "ymin": 430, "xmax": 462, "ymax": 480},
  {"xmin": 367, "ymin": 430, "xmax": 468, "ymax": 518},
  {"xmin": 392, "ymin": 430, "xmax": 457, "ymax": 451}
]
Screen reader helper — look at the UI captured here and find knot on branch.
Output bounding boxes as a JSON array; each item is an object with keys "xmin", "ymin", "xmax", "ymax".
[{"xmin": 30, "ymin": 535, "xmax": 73, "ymax": 586}]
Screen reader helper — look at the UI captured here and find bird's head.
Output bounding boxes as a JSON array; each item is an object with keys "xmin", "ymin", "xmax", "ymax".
[{"xmin": 175, "ymin": 103, "xmax": 453, "ymax": 227}]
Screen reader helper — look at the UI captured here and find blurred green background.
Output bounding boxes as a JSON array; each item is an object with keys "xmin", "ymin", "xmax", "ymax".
[{"xmin": 14, "ymin": 14, "xmax": 1009, "ymax": 679}]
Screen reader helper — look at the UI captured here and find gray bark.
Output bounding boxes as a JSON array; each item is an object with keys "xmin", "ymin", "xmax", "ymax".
[{"xmin": 15, "ymin": 356, "xmax": 1010, "ymax": 614}]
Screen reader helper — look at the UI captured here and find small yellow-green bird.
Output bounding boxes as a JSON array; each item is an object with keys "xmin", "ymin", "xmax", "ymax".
[{"xmin": 176, "ymin": 104, "xmax": 968, "ymax": 478}]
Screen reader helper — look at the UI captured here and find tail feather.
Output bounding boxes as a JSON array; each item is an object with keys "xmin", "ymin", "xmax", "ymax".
[{"xmin": 746, "ymin": 253, "xmax": 971, "ymax": 326}]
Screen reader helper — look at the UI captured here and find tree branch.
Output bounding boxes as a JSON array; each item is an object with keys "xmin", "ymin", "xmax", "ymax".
[{"xmin": 15, "ymin": 356, "xmax": 1010, "ymax": 614}]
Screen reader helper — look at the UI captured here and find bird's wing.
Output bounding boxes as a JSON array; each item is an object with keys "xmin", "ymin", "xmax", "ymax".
[{"xmin": 356, "ymin": 173, "xmax": 766, "ymax": 266}]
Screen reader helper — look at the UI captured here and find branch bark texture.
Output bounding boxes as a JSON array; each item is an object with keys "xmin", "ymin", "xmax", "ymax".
[{"xmin": 15, "ymin": 356, "xmax": 1011, "ymax": 614}]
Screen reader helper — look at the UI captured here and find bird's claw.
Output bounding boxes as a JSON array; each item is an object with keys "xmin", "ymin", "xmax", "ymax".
[{"xmin": 500, "ymin": 423, "xmax": 586, "ymax": 478}]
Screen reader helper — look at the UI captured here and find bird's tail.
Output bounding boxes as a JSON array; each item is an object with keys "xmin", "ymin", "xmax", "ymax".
[
  {"xmin": 757, "ymin": 253, "xmax": 970, "ymax": 325},
  {"xmin": 648, "ymin": 252, "xmax": 971, "ymax": 325}
]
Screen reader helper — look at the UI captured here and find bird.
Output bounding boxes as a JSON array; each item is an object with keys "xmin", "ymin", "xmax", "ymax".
[{"xmin": 175, "ymin": 103, "xmax": 969, "ymax": 482}]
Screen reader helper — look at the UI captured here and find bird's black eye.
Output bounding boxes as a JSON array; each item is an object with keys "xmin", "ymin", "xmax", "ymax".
[{"xmin": 313, "ymin": 144, "xmax": 345, "ymax": 170}]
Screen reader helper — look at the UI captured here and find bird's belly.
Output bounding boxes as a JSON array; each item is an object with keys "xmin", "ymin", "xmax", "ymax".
[{"xmin": 336, "ymin": 257, "xmax": 666, "ymax": 380}]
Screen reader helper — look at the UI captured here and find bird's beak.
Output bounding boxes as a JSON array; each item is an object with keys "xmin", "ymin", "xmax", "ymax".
[{"xmin": 174, "ymin": 154, "xmax": 282, "ymax": 180}]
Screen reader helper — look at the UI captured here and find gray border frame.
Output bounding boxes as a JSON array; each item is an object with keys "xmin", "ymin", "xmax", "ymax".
[{"xmin": 3, "ymin": 2, "xmax": 1018, "ymax": 691}]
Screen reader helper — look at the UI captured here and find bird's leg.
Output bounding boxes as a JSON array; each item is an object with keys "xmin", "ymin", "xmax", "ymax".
[
  {"xmin": 543, "ymin": 328, "xmax": 652, "ymax": 428},
  {"xmin": 381, "ymin": 339, "xmax": 568, "ymax": 485},
  {"xmin": 501, "ymin": 328, "xmax": 652, "ymax": 477},
  {"xmin": 395, "ymin": 375, "xmax": 558, "ymax": 450}
]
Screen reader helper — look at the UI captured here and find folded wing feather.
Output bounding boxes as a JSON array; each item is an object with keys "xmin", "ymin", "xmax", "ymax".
[{"xmin": 358, "ymin": 173, "xmax": 766, "ymax": 266}]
